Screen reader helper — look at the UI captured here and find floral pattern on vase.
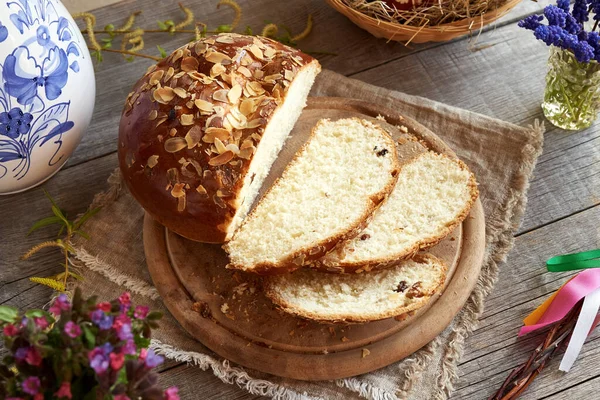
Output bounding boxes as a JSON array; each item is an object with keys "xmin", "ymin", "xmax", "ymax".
[{"xmin": 0, "ymin": 0, "xmax": 95, "ymax": 193}]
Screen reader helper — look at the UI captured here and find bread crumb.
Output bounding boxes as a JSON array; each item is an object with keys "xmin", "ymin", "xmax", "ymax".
[
  {"xmin": 322, "ymin": 349, "xmax": 329, "ymax": 354},
  {"xmin": 362, "ymin": 348, "xmax": 370, "ymax": 358},
  {"xmin": 341, "ymin": 336, "xmax": 350, "ymax": 342},
  {"xmin": 221, "ymin": 303, "xmax": 229, "ymax": 314},
  {"xmin": 376, "ymin": 114, "xmax": 386, "ymax": 122},
  {"xmin": 399, "ymin": 125, "xmax": 408, "ymax": 133}
]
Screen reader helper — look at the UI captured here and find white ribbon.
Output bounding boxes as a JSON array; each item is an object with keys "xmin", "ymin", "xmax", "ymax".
[{"xmin": 559, "ymin": 287, "xmax": 600, "ymax": 372}]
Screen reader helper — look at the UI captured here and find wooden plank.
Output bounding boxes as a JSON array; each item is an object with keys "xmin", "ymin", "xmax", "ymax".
[
  {"xmin": 65, "ymin": 0, "xmax": 545, "ymax": 169},
  {"xmin": 62, "ymin": 0, "xmax": 125, "ymax": 14},
  {"xmin": 454, "ymin": 204, "xmax": 600, "ymax": 399},
  {"xmin": 350, "ymin": 19, "xmax": 600, "ymax": 234}
]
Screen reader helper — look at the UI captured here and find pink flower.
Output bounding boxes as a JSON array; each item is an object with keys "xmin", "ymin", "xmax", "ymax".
[
  {"xmin": 122, "ymin": 339, "xmax": 137, "ymax": 355},
  {"xmin": 110, "ymin": 352, "xmax": 125, "ymax": 370},
  {"xmin": 139, "ymin": 348, "xmax": 148, "ymax": 361},
  {"xmin": 96, "ymin": 302, "xmax": 112, "ymax": 312},
  {"xmin": 34, "ymin": 394, "xmax": 43, "ymax": 400},
  {"xmin": 164, "ymin": 387, "xmax": 180, "ymax": 400},
  {"xmin": 64, "ymin": 321, "xmax": 81, "ymax": 338},
  {"xmin": 114, "ymin": 395, "xmax": 131, "ymax": 400},
  {"xmin": 22, "ymin": 376, "xmax": 40, "ymax": 395},
  {"xmin": 134, "ymin": 305, "xmax": 149, "ymax": 319},
  {"xmin": 55, "ymin": 382, "xmax": 72, "ymax": 399},
  {"xmin": 49, "ymin": 294, "xmax": 70, "ymax": 315},
  {"xmin": 33, "ymin": 317, "xmax": 49, "ymax": 329},
  {"xmin": 118, "ymin": 292, "xmax": 131, "ymax": 311},
  {"xmin": 3, "ymin": 324, "xmax": 18, "ymax": 337},
  {"xmin": 25, "ymin": 347, "xmax": 42, "ymax": 366}
]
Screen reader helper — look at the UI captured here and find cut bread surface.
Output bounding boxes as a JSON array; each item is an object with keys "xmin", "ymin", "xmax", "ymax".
[
  {"xmin": 228, "ymin": 61, "xmax": 321, "ymax": 239},
  {"xmin": 316, "ymin": 151, "xmax": 478, "ymax": 273},
  {"xmin": 224, "ymin": 118, "xmax": 400, "ymax": 274},
  {"xmin": 265, "ymin": 254, "xmax": 447, "ymax": 322}
]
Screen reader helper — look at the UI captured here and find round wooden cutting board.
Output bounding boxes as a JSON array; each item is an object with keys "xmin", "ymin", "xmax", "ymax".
[{"xmin": 144, "ymin": 97, "xmax": 486, "ymax": 381}]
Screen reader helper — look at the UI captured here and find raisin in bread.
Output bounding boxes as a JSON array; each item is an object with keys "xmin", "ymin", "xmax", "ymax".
[
  {"xmin": 264, "ymin": 254, "xmax": 446, "ymax": 322},
  {"xmin": 223, "ymin": 118, "xmax": 401, "ymax": 274},
  {"xmin": 315, "ymin": 151, "xmax": 478, "ymax": 273}
]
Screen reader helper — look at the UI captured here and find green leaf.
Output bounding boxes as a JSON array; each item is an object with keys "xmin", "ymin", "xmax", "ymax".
[
  {"xmin": 157, "ymin": 20, "xmax": 167, "ymax": 30},
  {"xmin": 82, "ymin": 325, "xmax": 96, "ymax": 348},
  {"xmin": 74, "ymin": 230, "xmax": 90, "ymax": 240},
  {"xmin": 146, "ymin": 311, "xmax": 163, "ymax": 321},
  {"xmin": 157, "ymin": 45, "xmax": 167, "ymax": 58},
  {"xmin": 104, "ymin": 23, "xmax": 115, "ymax": 32},
  {"xmin": 125, "ymin": 56, "xmax": 134, "ymax": 62},
  {"xmin": 244, "ymin": 26, "xmax": 253, "ymax": 35},
  {"xmin": 134, "ymin": 335, "xmax": 151, "ymax": 349},
  {"xmin": 27, "ymin": 215, "xmax": 63, "ymax": 236},
  {"xmin": 0, "ymin": 306, "xmax": 18, "ymax": 323},
  {"xmin": 73, "ymin": 207, "xmax": 101, "ymax": 230},
  {"xmin": 51, "ymin": 205, "xmax": 70, "ymax": 228},
  {"xmin": 68, "ymin": 271, "xmax": 85, "ymax": 281},
  {"xmin": 24, "ymin": 309, "xmax": 50, "ymax": 319},
  {"xmin": 216, "ymin": 24, "xmax": 232, "ymax": 33}
]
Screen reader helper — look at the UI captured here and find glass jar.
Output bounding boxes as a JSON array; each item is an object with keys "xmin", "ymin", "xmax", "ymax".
[{"xmin": 542, "ymin": 46, "xmax": 600, "ymax": 131}]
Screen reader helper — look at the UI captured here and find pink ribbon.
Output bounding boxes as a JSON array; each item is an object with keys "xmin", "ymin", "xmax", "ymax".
[{"xmin": 519, "ymin": 269, "xmax": 600, "ymax": 336}]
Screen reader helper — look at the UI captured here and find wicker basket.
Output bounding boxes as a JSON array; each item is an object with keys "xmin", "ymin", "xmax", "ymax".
[{"xmin": 325, "ymin": 0, "xmax": 522, "ymax": 43}]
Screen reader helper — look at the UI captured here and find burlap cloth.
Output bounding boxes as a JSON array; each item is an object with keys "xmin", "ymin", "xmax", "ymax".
[{"xmin": 68, "ymin": 70, "xmax": 544, "ymax": 400}]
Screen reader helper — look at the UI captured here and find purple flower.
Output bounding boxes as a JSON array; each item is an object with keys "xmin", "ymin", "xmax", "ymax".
[
  {"xmin": 64, "ymin": 321, "xmax": 81, "ymax": 338},
  {"xmin": 122, "ymin": 339, "xmax": 137, "ymax": 355},
  {"xmin": 118, "ymin": 292, "xmax": 131, "ymax": 312},
  {"xmin": 15, "ymin": 347, "xmax": 29, "ymax": 360},
  {"xmin": 88, "ymin": 347, "xmax": 110, "ymax": 375},
  {"xmin": 565, "ymin": 14, "xmax": 582, "ymax": 35},
  {"xmin": 544, "ymin": 5, "xmax": 567, "ymax": 27},
  {"xmin": 557, "ymin": 0, "xmax": 570, "ymax": 12},
  {"xmin": 22, "ymin": 376, "xmax": 41, "ymax": 395},
  {"xmin": 91, "ymin": 309, "xmax": 114, "ymax": 330},
  {"xmin": 574, "ymin": 41, "xmax": 596, "ymax": 62},
  {"xmin": 573, "ymin": 0, "xmax": 589, "ymax": 24},
  {"xmin": 592, "ymin": 0, "xmax": 600, "ymax": 21},
  {"xmin": 134, "ymin": 305, "xmax": 149, "ymax": 319},
  {"xmin": 101, "ymin": 342, "xmax": 114, "ymax": 355},
  {"xmin": 117, "ymin": 322, "xmax": 133, "ymax": 341},
  {"xmin": 49, "ymin": 294, "xmax": 71, "ymax": 315},
  {"xmin": 144, "ymin": 349, "xmax": 164, "ymax": 368},
  {"xmin": 0, "ymin": 108, "xmax": 33, "ymax": 138},
  {"xmin": 518, "ymin": 14, "xmax": 543, "ymax": 31}
]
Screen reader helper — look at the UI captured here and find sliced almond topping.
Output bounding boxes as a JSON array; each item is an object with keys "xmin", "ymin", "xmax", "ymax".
[
  {"xmin": 254, "ymin": 70, "xmax": 264, "ymax": 79},
  {"xmin": 214, "ymin": 137, "xmax": 227, "ymax": 154},
  {"xmin": 241, "ymin": 139, "xmax": 254, "ymax": 149},
  {"xmin": 195, "ymin": 42, "xmax": 208, "ymax": 55},
  {"xmin": 149, "ymin": 70, "xmax": 164, "ymax": 86},
  {"xmin": 164, "ymin": 137, "xmax": 187, "ymax": 153},
  {"xmin": 250, "ymin": 132, "xmax": 262, "ymax": 141},
  {"xmin": 186, "ymin": 100, "xmax": 194, "ymax": 109},
  {"xmin": 208, "ymin": 150, "xmax": 234, "ymax": 166},
  {"xmin": 203, "ymin": 127, "xmax": 230, "ymax": 143},
  {"xmin": 185, "ymin": 125, "xmax": 203, "ymax": 148},
  {"xmin": 226, "ymin": 143, "xmax": 240, "ymax": 154},
  {"xmin": 146, "ymin": 64, "xmax": 157, "ymax": 74},
  {"xmin": 210, "ymin": 63, "xmax": 226, "ymax": 78},
  {"xmin": 153, "ymin": 87, "xmax": 175, "ymax": 104},
  {"xmin": 196, "ymin": 184, "xmax": 208, "ymax": 196},
  {"xmin": 216, "ymin": 35, "xmax": 235, "ymax": 44},
  {"xmin": 239, "ymin": 98, "xmax": 254, "ymax": 116},
  {"xmin": 246, "ymin": 118, "xmax": 262, "ymax": 129},
  {"xmin": 194, "ymin": 99, "xmax": 214, "ymax": 113},
  {"xmin": 171, "ymin": 49, "xmax": 184, "ymax": 63},
  {"xmin": 237, "ymin": 66, "xmax": 252, "ymax": 77},
  {"xmin": 171, "ymin": 183, "xmax": 186, "ymax": 199},
  {"xmin": 238, "ymin": 145, "xmax": 256, "ymax": 159},
  {"xmin": 212, "ymin": 106, "xmax": 226, "ymax": 117},
  {"xmin": 181, "ymin": 56, "xmax": 199, "ymax": 72},
  {"xmin": 213, "ymin": 89, "xmax": 229, "ymax": 103},
  {"xmin": 169, "ymin": 128, "xmax": 177, "ymax": 137},
  {"xmin": 205, "ymin": 50, "xmax": 232, "ymax": 64},
  {"xmin": 284, "ymin": 69, "xmax": 295, "ymax": 81},
  {"xmin": 173, "ymin": 87, "xmax": 188, "ymax": 98},
  {"xmin": 248, "ymin": 81, "xmax": 265, "ymax": 95},
  {"xmin": 156, "ymin": 117, "xmax": 168, "ymax": 127},
  {"xmin": 264, "ymin": 47, "xmax": 276, "ymax": 59},
  {"xmin": 228, "ymin": 84, "xmax": 242, "ymax": 104},
  {"xmin": 248, "ymin": 44, "xmax": 263, "ymax": 60},
  {"xmin": 177, "ymin": 196, "xmax": 186, "ymax": 212},
  {"xmin": 164, "ymin": 66, "xmax": 175, "ymax": 83},
  {"xmin": 213, "ymin": 194, "xmax": 227, "ymax": 208},
  {"xmin": 189, "ymin": 159, "xmax": 203, "ymax": 176},
  {"xmin": 180, "ymin": 114, "xmax": 194, "ymax": 126},
  {"xmin": 147, "ymin": 155, "xmax": 159, "ymax": 168},
  {"xmin": 149, "ymin": 110, "xmax": 158, "ymax": 121}
]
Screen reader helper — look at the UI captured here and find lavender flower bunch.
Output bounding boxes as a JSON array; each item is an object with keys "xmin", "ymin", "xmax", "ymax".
[
  {"xmin": 519, "ymin": 0, "xmax": 600, "ymax": 63},
  {"xmin": 0, "ymin": 288, "xmax": 179, "ymax": 400}
]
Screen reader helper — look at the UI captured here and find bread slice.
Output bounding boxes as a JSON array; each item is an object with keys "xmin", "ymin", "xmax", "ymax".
[
  {"xmin": 315, "ymin": 151, "xmax": 478, "ymax": 273},
  {"xmin": 224, "ymin": 118, "xmax": 401, "ymax": 274},
  {"xmin": 264, "ymin": 254, "xmax": 447, "ymax": 322}
]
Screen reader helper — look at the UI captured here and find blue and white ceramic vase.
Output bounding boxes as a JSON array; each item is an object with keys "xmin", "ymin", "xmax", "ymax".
[{"xmin": 0, "ymin": 0, "xmax": 95, "ymax": 194}]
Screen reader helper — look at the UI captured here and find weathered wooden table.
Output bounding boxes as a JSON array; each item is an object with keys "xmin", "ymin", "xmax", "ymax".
[{"xmin": 2, "ymin": 0, "xmax": 599, "ymax": 398}]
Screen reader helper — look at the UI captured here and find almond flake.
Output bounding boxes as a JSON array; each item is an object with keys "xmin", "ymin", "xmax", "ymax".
[
  {"xmin": 173, "ymin": 87, "xmax": 188, "ymax": 98},
  {"xmin": 149, "ymin": 110, "xmax": 158, "ymax": 120},
  {"xmin": 205, "ymin": 50, "xmax": 231, "ymax": 64},
  {"xmin": 153, "ymin": 87, "xmax": 175, "ymax": 104},
  {"xmin": 180, "ymin": 114, "xmax": 194, "ymax": 126},
  {"xmin": 171, "ymin": 49, "xmax": 184, "ymax": 63},
  {"xmin": 237, "ymin": 66, "xmax": 252, "ymax": 77},
  {"xmin": 147, "ymin": 155, "xmax": 159, "ymax": 168},
  {"xmin": 248, "ymin": 81, "xmax": 265, "ymax": 95},
  {"xmin": 362, "ymin": 349, "xmax": 370, "ymax": 358},
  {"xmin": 213, "ymin": 89, "xmax": 229, "ymax": 103},
  {"xmin": 146, "ymin": 64, "xmax": 157, "ymax": 74},
  {"xmin": 246, "ymin": 118, "xmax": 262, "ymax": 129},
  {"xmin": 185, "ymin": 125, "xmax": 203, "ymax": 148},
  {"xmin": 214, "ymin": 137, "xmax": 227, "ymax": 154},
  {"xmin": 164, "ymin": 67, "xmax": 175, "ymax": 82},
  {"xmin": 284, "ymin": 69, "xmax": 295, "ymax": 81},
  {"xmin": 155, "ymin": 117, "xmax": 168, "ymax": 127},
  {"xmin": 169, "ymin": 128, "xmax": 177, "ymax": 137},
  {"xmin": 208, "ymin": 150, "xmax": 234, "ymax": 166},
  {"xmin": 171, "ymin": 183, "xmax": 186, "ymax": 198},
  {"xmin": 216, "ymin": 35, "xmax": 235, "ymax": 44},
  {"xmin": 149, "ymin": 70, "xmax": 164, "ymax": 86},
  {"xmin": 210, "ymin": 63, "xmax": 226, "ymax": 78},
  {"xmin": 195, "ymin": 42, "xmax": 208, "ymax": 55},
  {"xmin": 181, "ymin": 56, "xmax": 199, "ymax": 72},
  {"xmin": 264, "ymin": 47, "xmax": 276, "ymax": 59},
  {"xmin": 241, "ymin": 139, "xmax": 254, "ymax": 149},
  {"xmin": 238, "ymin": 145, "xmax": 255, "ymax": 159},
  {"xmin": 254, "ymin": 70, "xmax": 264, "ymax": 79},
  {"xmin": 248, "ymin": 44, "xmax": 263, "ymax": 60},
  {"xmin": 226, "ymin": 143, "xmax": 240, "ymax": 154},
  {"xmin": 228, "ymin": 85, "xmax": 242, "ymax": 104},
  {"xmin": 164, "ymin": 137, "xmax": 187, "ymax": 153},
  {"xmin": 203, "ymin": 127, "xmax": 230, "ymax": 143},
  {"xmin": 196, "ymin": 184, "xmax": 208, "ymax": 196},
  {"xmin": 177, "ymin": 196, "xmax": 186, "ymax": 212},
  {"xmin": 189, "ymin": 159, "xmax": 203, "ymax": 176},
  {"xmin": 264, "ymin": 73, "xmax": 282, "ymax": 84},
  {"xmin": 194, "ymin": 99, "xmax": 214, "ymax": 113},
  {"xmin": 174, "ymin": 71, "xmax": 186, "ymax": 79},
  {"xmin": 239, "ymin": 98, "xmax": 254, "ymax": 116}
]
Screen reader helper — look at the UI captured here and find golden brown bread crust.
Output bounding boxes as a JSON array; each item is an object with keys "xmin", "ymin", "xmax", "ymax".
[
  {"xmin": 310, "ymin": 152, "xmax": 479, "ymax": 274},
  {"xmin": 263, "ymin": 254, "xmax": 448, "ymax": 323},
  {"xmin": 223, "ymin": 118, "xmax": 401, "ymax": 275},
  {"xmin": 118, "ymin": 33, "xmax": 318, "ymax": 243}
]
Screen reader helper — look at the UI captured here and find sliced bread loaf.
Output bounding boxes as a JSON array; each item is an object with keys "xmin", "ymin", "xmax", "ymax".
[
  {"xmin": 315, "ymin": 151, "xmax": 478, "ymax": 273},
  {"xmin": 223, "ymin": 118, "xmax": 401, "ymax": 274},
  {"xmin": 264, "ymin": 254, "xmax": 447, "ymax": 322}
]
